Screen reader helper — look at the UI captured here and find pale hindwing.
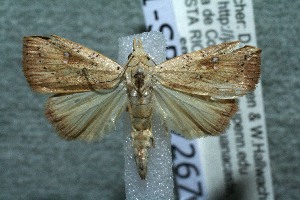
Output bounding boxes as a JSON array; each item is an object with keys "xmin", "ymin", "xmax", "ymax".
[
  {"xmin": 45, "ymin": 84, "xmax": 127, "ymax": 141},
  {"xmin": 23, "ymin": 35, "xmax": 123, "ymax": 93},
  {"xmin": 153, "ymin": 84, "xmax": 238, "ymax": 138},
  {"xmin": 152, "ymin": 41, "xmax": 261, "ymax": 99}
]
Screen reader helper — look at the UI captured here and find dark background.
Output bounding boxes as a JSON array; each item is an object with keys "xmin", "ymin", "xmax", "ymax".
[{"xmin": 0, "ymin": 0, "xmax": 299, "ymax": 199}]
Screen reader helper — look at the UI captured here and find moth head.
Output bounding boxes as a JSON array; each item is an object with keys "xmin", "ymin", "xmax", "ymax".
[
  {"xmin": 130, "ymin": 38, "xmax": 147, "ymax": 56},
  {"xmin": 127, "ymin": 38, "xmax": 153, "ymax": 66},
  {"xmin": 133, "ymin": 38, "xmax": 143, "ymax": 50}
]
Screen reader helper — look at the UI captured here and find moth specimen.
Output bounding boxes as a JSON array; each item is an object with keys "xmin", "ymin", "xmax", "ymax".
[{"xmin": 23, "ymin": 35, "xmax": 261, "ymax": 179}]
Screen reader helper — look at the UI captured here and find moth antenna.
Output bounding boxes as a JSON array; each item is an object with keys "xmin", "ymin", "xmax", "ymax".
[
  {"xmin": 138, "ymin": 38, "xmax": 143, "ymax": 49},
  {"xmin": 133, "ymin": 38, "xmax": 137, "ymax": 51}
]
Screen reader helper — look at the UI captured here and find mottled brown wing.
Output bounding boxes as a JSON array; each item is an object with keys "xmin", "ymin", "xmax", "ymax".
[
  {"xmin": 152, "ymin": 41, "xmax": 261, "ymax": 99},
  {"xmin": 153, "ymin": 84, "xmax": 238, "ymax": 138},
  {"xmin": 23, "ymin": 35, "xmax": 123, "ymax": 93}
]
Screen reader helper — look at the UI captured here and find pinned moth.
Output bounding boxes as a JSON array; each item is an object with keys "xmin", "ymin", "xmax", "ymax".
[{"xmin": 23, "ymin": 35, "xmax": 261, "ymax": 179}]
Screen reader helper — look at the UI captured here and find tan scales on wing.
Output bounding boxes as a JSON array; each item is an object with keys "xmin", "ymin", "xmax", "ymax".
[
  {"xmin": 154, "ymin": 85, "xmax": 238, "ymax": 138},
  {"xmin": 23, "ymin": 35, "xmax": 123, "ymax": 93},
  {"xmin": 153, "ymin": 41, "xmax": 261, "ymax": 99},
  {"xmin": 45, "ymin": 84, "xmax": 127, "ymax": 141}
]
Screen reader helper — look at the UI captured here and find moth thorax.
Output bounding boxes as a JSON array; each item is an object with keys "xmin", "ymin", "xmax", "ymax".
[{"xmin": 133, "ymin": 68, "xmax": 145, "ymax": 89}]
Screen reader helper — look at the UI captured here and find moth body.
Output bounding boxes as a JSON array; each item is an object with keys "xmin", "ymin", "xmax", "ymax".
[{"xmin": 125, "ymin": 39, "xmax": 155, "ymax": 179}]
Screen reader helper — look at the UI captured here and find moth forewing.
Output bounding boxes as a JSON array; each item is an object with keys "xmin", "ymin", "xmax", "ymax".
[
  {"xmin": 152, "ymin": 42, "xmax": 261, "ymax": 99},
  {"xmin": 23, "ymin": 35, "xmax": 123, "ymax": 94}
]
